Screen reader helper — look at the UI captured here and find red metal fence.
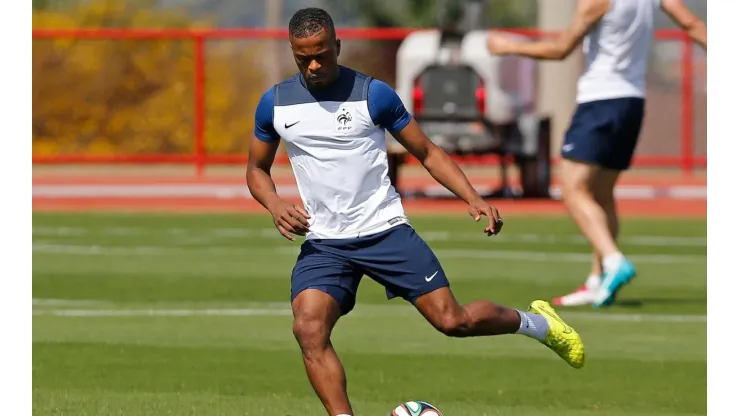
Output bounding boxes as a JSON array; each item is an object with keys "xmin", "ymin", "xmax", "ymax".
[{"xmin": 32, "ymin": 27, "xmax": 706, "ymax": 175}]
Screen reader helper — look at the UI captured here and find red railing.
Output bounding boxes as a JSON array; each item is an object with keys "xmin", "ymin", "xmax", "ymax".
[{"xmin": 32, "ymin": 27, "xmax": 706, "ymax": 175}]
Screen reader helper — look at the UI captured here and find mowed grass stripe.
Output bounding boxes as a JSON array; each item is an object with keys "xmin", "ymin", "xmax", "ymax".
[
  {"xmin": 32, "ymin": 242, "xmax": 705, "ymax": 264},
  {"xmin": 32, "ymin": 225, "xmax": 707, "ymax": 247},
  {"xmin": 32, "ymin": 388, "xmax": 706, "ymax": 416},
  {"xmin": 33, "ymin": 301, "xmax": 706, "ymax": 363},
  {"xmin": 33, "ymin": 309, "xmax": 705, "ymax": 361},
  {"xmin": 33, "ymin": 342, "xmax": 706, "ymax": 415},
  {"xmin": 31, "ymin": 305, "xmax": 706, "ymax": 323}
]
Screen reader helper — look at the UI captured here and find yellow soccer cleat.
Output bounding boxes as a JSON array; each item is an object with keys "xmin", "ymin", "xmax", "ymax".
[{"xmin": 529, "ymin": 300, "xmax": 585, "ymax": 369}]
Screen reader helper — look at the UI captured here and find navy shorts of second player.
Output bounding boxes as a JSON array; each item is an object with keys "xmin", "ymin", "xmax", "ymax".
[{"xmin": 561, "ymin": 97, "xmax": 645, "ymax": 171}]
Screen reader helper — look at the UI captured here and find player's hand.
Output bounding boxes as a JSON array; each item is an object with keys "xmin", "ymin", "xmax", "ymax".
[
  {"xmin": 268, "ymin": 200, "xmax": 311, "ymax": 241},
  {"xmin": 486, "ymin": 33, "xmax": 515, "ymax": 55},
  {"xmin": 468, "ymin": 198, "xmax": 503, "ymax": 236}
]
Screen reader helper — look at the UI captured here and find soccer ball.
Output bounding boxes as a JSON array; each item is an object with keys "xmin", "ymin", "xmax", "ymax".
[{"xmin": 389, "ymin": 400, "xmax": 443, "ymax": 416}]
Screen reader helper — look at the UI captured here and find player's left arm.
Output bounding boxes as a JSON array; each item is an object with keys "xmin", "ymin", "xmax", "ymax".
[
  {"xmin": 661, "ymin": 0, "xmax": 707, "ymax": 49},
  {"xmin": 368, "ymin": 79, "xmax": 503, "ymax": 235},
  {"xmin": 487, "ymin": 0, "xmax": 609, "ymax": 60}
]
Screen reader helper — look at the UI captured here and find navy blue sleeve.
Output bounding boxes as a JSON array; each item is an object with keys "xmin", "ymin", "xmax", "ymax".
[
  {"xmin": 254, "ymin": 88, "xmax": 280, "ymax": 142},
  {"xmin": 367, "ymin": 79, "xmax": 412, "ymax": 132}
]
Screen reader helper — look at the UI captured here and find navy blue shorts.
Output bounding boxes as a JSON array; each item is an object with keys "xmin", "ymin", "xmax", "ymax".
[
  {"xmin": 290, "ymin": 224, "xmax": 450, "ymax": 315},
  {"xmin": 562, "ymin": 97, "xmax": 645, "ymax": 171}
]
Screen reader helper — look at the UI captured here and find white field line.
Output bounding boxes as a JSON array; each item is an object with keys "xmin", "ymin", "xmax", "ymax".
[
  {"xmin": 426, "ymin": 248, "xmax": 705, "ymax": 264},
  {"xmin": 33, "ymin": 244, "xmax": 171, "ymax": 255},
  {"xmin": 31, "ymin": 298, "xmax": 109, "ymax": 306},
  {"xmin": 31, "ymin": 243, "xmax": 706, "ymax": 264},
  {"xmin": 32, "ymin": 226, "xmax": 707, "ymax": 247},
  {"xmin": 31, "ymin": 306, "xmax": 706, "ymax": 323}
]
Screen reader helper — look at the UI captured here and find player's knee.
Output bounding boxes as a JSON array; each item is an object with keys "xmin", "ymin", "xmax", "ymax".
[
  {"xmin": 434, "ymin": 312, "xmax": 471, "ymax": 338},
  {"xmin": 561, "ymin": 177, "xmax": 595, "ymax": 207},
  {"xmin": 292, "ymin": 318, "xmax": 330, "ymax": 355},
  {"xmin": 561, "ymin": 175, "xmax": 591, "ymax": 195},
  {"xmin": 560, "ymin": 165, "xmax": 594, "ymax": 195}
]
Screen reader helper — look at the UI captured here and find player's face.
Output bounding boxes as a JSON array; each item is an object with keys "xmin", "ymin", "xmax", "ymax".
[{"xmin": 290, "ymin": 29, "xmax": 341, "ymax": 89}]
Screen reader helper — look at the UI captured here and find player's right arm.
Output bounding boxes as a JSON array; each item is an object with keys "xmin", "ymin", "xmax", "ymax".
[
  {"xmin": 661, "ymin": 0, "xmax": 707, "ymax": 49},
  {"xmin": 247, "ymin": 89, "xmax": 310, "ymax": 241},
  {"xmin": 486, "ymin": 0, "xmax": 609, "ymax": 60}
]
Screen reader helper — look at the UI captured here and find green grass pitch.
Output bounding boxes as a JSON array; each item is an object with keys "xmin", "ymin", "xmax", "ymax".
[{"xmin": 32, "ymin": 212, "xmax": 706, "ymax": 415}]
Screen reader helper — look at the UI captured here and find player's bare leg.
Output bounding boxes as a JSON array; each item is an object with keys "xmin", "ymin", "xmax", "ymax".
[
  {"xmin": 292, "ymin": 289, "xmax": 353, "ymax": 416},
  {"xmin": 560, "ymin": 160, "xmax": 635, "ymax": 307},
  {"xmin": 559, "ymin": 159, "xmax": 619, "ymax": 257},
  {"xmin": 555, "ymin": 168, "xmax": 621, "ymax": 306},
  {"xmin": 413, "ymin": 287, "xmax": 520, "ymax": 336},
  {"xmin": 592, "ymin": 169, "xmax": 621, "ymax": 272},
  {"xmin": 413, "ymin": 287, "xmax": 584, "ymax": 368}
]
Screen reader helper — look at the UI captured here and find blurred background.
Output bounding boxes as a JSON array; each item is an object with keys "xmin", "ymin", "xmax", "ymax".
[{"xmin": 32, "ymin": 0, "xmax": 706, "ymax": 179}]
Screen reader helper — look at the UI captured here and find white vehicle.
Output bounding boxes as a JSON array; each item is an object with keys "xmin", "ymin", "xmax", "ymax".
[{"xmin": 389, "ymin": 1, "xmax": 552, "ymax": 198}]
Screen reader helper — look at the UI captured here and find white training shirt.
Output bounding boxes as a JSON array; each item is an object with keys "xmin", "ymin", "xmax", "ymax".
[
  {"xmin": 254, "ymin": 66, "xmax": 412, "ymax": 240},
  {"xmin": 576, "ymin": 0, "xmax": 662, "ymax": 103}
]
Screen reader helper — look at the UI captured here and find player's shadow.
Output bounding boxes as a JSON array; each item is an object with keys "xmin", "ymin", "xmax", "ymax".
[{"xmin": 613, "ymin": 297, "xmax": 707, "ymax": 307}]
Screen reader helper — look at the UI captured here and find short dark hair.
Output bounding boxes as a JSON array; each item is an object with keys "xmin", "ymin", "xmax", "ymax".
[{"xmin": 288, "ymin": 7, "xmax": 336, "ymax": 39}]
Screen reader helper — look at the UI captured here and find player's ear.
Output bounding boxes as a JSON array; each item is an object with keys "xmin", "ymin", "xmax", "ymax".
[{"xmin": 335, "ymin": 38, "xmax": 341, "ymax": 57}]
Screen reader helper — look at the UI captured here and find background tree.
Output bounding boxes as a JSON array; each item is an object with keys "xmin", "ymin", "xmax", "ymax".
[{"xmin": 33, "ymin": 0, "xmax": 268, "ymax": 155}]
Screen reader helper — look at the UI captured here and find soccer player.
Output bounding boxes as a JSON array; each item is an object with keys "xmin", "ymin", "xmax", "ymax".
[
  {"xmin": 487, "ymin": 0, "xmax": 707, "ymax": 307},
  {"xmin": 247, "ymin": 8, "xmax": 585, "ymax": 416}
]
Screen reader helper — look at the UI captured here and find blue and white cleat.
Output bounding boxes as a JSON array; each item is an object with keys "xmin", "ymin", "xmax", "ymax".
[{"xmin": 592, "ymin": 258, "xmax": 636, "ymax": 308}]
